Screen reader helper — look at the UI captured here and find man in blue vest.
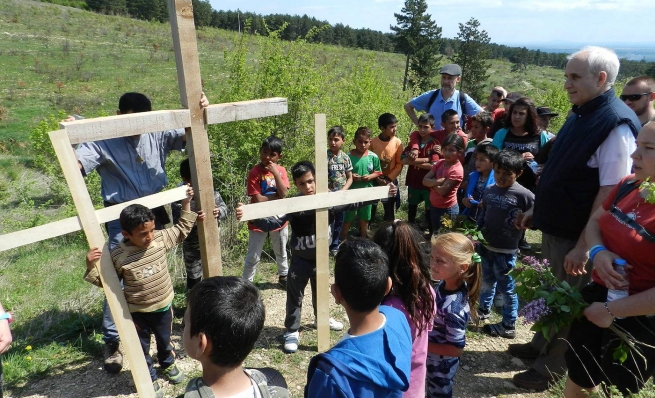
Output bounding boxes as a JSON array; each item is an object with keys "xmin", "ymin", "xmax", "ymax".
[
  {"xmin": 403, "ymin": 64, "xmax": 481, "ymax": 129},
  {"xmin": 510, "ymin": 47, "xmax": 640, "ymax": 391}
]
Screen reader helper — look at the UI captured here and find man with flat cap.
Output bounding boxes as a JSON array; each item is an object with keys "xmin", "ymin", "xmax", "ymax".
[{"xmin": 404, "ymin": 63, "xmax": 482, "ymax": 129}]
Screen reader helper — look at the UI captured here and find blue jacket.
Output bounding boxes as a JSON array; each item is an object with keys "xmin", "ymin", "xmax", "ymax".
[
  {"xmin": 461, "ymin": 170, "xmax": 495, "ymax": 216},
  {"xmin": 305, "ymin": 306, "xmax": 412, "ymax": 398}
]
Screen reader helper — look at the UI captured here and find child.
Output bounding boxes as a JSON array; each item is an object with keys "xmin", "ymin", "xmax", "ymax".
[
  {"xmin": 462, "ymin": 111, "xmax": 493, "ymax": 187},
  {"xmin": 402, "ymin": 113, "xmax": 441, "ymax": 234},
  {"xmin": 327, "ymin": 126, "xmax": 353, "ymax": 255},
  {"xmin": 476, "ymin": 149, "xmax": 535, "ymax": 339},
  {"xmin": 407, "ymin": 110, "xmax": 468, "ymax": 162},
  {"xmin": 427, "ymin": 233, "xmax": 482, "ymax": 398},
  {"xmin": 305, "ymin": 238, "xmax": 412, "ymax": 397},
  {"xmin": 422, "ymin": 134, "xmax": 465, "ymax": 233},
  {"xmin": 173, "ymin": 158, "xmax": 228, "ymax": 292},
  {"xmin": 340, "ymin": 127, "xmax": 383, "ymax": 239},
  {"xmin": 182, "ymin": 276, "xmax": 290, "ymax": 397},
  {"xmin": 370, "ymin": 113, "xmax": 404, "ymax": 222},
  {"xmin": 84, "ymin": 187, "xmax": 202, "ymax": 395},
  {"xmin": 237, "ymin": 162, "xmax": 397, "ymax": 353},
  {"xmin": 373, "ymin": 221, "xmax": 436, "ymax": 397},
  {"xmin": 461, "ymin": 143, "xmax": 499, "ymax": 219},
  {"xmin": 244, "ymin": 136, "xmax": 290, "ymax": 288}
]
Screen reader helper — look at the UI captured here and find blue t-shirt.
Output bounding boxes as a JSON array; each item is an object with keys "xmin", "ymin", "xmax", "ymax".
[
  {"xmin": 429, "ymin": 281, "xmax": 469, "ymax": 349},
  {"xmin": 410, "ymin": 89, "xmax": 481, "ymax": 128}
]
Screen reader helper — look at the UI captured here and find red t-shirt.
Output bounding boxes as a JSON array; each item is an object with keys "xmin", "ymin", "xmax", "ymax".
[
  {"xmin": 591, "ymin": 176, "xmax": 655, "ymax": 295},
  {"xmin": 409, "ymin": 129, "xmax": 467, "ymax": 164},
  {"xmin": 403, "ymin": 135, "xmax": 441, "ymax": 190},
  {"xmin": 429, "ymin": 159, "xmax": 463, "ymax": 208},
  {"xmin": 492, "ymin": 108, "xmax": 505, "ymax": 121},
  {"xmin": 246, "ymin": 164, "xmax": 290, "ymax": 232}
]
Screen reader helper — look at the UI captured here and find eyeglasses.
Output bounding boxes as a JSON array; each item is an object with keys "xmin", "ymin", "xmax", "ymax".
[{"xmin": 620, "ymin": 92, "xmax": 651, "ymax": 102}]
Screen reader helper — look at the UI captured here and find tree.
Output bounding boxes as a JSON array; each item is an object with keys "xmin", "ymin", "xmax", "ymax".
[
  {"xmin": 510, "ymin": 47, "xmax": 530, "ymax": 73},
  {"xmin": 452, "ymin": 18, "xmax": 491, "ymax": 102},
  {"xmin": 391, "ymin": 0, "xmax": 442, "ymax": 91}
]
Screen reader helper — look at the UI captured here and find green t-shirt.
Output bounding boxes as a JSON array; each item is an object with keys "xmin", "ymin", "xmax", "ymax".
[{"xmin": 349, "ymin": 150, "xmax": 382, "ymax": 189}]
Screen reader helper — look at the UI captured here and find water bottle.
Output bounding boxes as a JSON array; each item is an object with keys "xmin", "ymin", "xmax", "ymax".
[
  {"xmin": 527, "ymin": 159, "xmax": 539, "ymax": 174},
  {"xmin": 606, "ymin": 259, "xmax": 629, "ymax": 318}
]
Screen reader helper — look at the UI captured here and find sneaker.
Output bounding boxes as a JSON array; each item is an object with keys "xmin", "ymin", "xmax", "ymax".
[
  {"xmin": 330, "ymin": 249, "xmax": 339, "ymax": 257},
  {"xmin": 477, "ymin": 308, "xmax": 491, "ymax": 321},
  {"xmin": 519, "ymin": 237, "xmax": 531, "ymax": 251},
  {"xmin": 494, "ymin": 294, "xmax": 504, "ymax": 308},
  {"xmin": 482, "ymin": 322, "xmax": 516, "ymax": 339},
  {"xmin": 313, "ymin": 318, "xmax": 344, "ymax": 331},
  {"xmin": 278, "ymin": 275, "xmax": 287, "ymax": 290},
  {"xmin": 283, "ymin": 331, "xmax": 299, "ymax": 353},
  {"xmin": 512, "ymin": 368, "xmax": 554, "ymax": 391},
  {"xmin": 103, "ymin": 341, "xmax": 123, "ymax": 374},
  {"xmin": 153, "ymin": 380, "xmax": 164, "ymax": 398},
  {"xmin": 163, "ymin": 363, "xmax": 185, "ymax": 384},
  {"xmin": 508, "ymin": 342, "xmax": 540, "ymax": 359}
]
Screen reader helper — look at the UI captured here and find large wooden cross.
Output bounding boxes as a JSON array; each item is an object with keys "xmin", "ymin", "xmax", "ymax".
[{"xmin": 0, "ymin": 1, "xmax": 391, "ymax": 396}]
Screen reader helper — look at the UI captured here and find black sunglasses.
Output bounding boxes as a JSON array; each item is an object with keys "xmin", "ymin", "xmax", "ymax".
[{"xmin": 620, "ymin": 92, "xmax": 651, "ymax": 101}]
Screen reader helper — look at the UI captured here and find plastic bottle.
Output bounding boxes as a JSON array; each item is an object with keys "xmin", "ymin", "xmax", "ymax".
[{"xmin": 606, "ymin": 259, "xmax": 629, "ymax": 318}]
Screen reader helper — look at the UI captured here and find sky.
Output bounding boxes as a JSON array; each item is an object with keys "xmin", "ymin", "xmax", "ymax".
[{"xmin": 207, "ymin": 0, "xmax": 655, "ymax": 47}]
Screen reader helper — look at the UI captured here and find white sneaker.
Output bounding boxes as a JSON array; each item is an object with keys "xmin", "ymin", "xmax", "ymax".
[
  {"xmin": 283, "ymin": 331, "xmax": 299, "ymax": 353},
  {"xmin": 313, "ymin": 318, "xmax": 344, "ymax": 331}
]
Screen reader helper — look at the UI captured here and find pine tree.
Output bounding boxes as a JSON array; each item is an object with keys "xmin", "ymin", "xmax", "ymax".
[
  {"xmin": 452, "ymin": 18, "xmax": 491, "ymax": 102},
  {"xmin": 391, "ymin": 0, "xmax": 442, "ymax": 91}
]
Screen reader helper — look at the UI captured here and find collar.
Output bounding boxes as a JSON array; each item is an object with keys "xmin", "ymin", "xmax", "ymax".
[
  {"xmin": 350, "ymin": 149, "xmax": 368, "ymax": 157},
  {"xmin": 440, "ymin": 89, "xmax": 458, "ymax": 103},
  {"xmin": 572, "ymin": 87, "xmax": 615, "ymax": 116}
]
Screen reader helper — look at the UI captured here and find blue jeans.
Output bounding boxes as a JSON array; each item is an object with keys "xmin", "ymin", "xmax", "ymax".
[
  {"xmin": 330, "ymin": 211, "xmax": 344, "ymax": 251},
  {"xmin": 430, "ymin": 204, "xmax": 459, "ymax": 234},
  {"xmin": 478, "ymin": 245, "xmax": 518, "ymax": 327}
]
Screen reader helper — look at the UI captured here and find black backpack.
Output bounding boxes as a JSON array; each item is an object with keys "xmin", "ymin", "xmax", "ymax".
[{"xmin": 426, "ymin": 89, "xmax": 468, "ymax": 128}]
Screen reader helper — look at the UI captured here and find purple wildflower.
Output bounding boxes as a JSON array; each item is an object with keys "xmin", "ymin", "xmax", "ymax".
[{"xmin": 518, "ymin": 297, "xmax": 551, "ymax": 325}]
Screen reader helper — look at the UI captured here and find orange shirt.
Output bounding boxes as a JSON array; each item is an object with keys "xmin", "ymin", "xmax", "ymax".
[{"xmin": 370, "ymin": 136, "xmax": 404, "ymax": 181}]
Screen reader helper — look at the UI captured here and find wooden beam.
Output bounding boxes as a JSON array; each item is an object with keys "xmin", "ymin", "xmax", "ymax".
[
  {"xmin": 49, "ymin": 130, "xmax": 155, "ymax": 398},
  {"xmin": 314, "ymin": 114, "xmax": 330, "ymax": 352},
  {"xmin": 205, "ymin": 98, "xmax": 288, "ymax": 124},
  {"xmin": 0, "ymin": 186, "xmax": 188, "ymax": 252},
  {"xmin": 169, "ymin": 0, "xmax": 222, "ymax": 277},
  {"xmin": 59, "ymin": 110, "xmax": 191, "ymax": 144},
  {"xmin": 238, "ymin": 186, "xmax": 391, "ymax": 221}
]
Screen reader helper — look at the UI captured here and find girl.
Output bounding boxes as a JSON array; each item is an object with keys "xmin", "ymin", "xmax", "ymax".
[
  {"xmin": 374, "ymin": 221, "xmax": 436, "ymax": 398},
  {"xmin": 423, "ymin": 134, "xmax": 465, "ymax": 234},
  {"xmin": 426, "ymin": 233, "xmax": 481, "ymax": 398}
]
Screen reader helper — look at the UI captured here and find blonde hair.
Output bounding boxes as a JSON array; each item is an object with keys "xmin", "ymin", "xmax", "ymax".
[{"xmin": 431, "ymin": 233, "xmax": 482, "ymax": 314}]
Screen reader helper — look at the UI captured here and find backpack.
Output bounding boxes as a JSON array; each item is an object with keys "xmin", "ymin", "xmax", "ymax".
[
  {"xmin": 426, "ymin": 89, "xmax": 468, "ymax": 128},
  {"xmin": 610, "ymin": 179, "xmax": 655, "ymax": 244}
]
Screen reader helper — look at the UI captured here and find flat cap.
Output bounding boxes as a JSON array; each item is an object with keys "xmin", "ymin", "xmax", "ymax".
[{"xmin": 439, "ymin": 64, "xmax": 462, "ymax": 76}]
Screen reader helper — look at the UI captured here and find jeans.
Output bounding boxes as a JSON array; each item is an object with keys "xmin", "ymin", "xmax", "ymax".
[
  {"xmin": 478, "ymin": 245, "xmax": 518, "ymax": 327},
  {"xmin": 330, "ymin": 211, "xmax": 344, "ymax": 251},
  {"xmin": 243, "ymin": 226, "xmax": 289, "ymax": 281},
  {"xmin": 430, "ymin": 204, "xmax": 459, "ymax": 234},
  {"xmin": 132, "ymin": 308, "xmax": 175, "ymax": 381}
]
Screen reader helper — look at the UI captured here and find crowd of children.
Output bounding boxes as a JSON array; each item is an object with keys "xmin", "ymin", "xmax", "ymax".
[{"xmin": 78, "ymin": 89, "xmax": 566, "ymax": 397}]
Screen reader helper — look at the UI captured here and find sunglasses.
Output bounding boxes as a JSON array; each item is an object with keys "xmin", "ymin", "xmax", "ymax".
[{"xmin": 620, "ymin": 92, "xmax": 651, "ymax": 102}]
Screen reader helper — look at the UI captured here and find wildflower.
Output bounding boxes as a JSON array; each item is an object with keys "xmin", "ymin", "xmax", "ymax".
[
  {"xmin": 518, "ymin": 297, "xmax": 551, "ymax": 325},
  {"xmin": 26, "ymin": 356, "xmax": 32, "ymax": 361},
  {"xmin": 25, "ymin": 345, "xmax": 32, "ymax": 351}
]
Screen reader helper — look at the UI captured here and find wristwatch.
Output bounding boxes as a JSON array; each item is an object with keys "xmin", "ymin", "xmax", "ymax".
[{"xmin": 0, "ymin": 312, "xmax": 12, "ymax": 324}]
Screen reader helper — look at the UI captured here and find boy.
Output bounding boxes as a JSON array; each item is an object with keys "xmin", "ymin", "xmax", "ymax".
[
  {"xmin": 476, "ymin": 149, "xmax": 535, "ymax": 339},
  {"xmin": 243, "ymin": 136, "xmax": 290, "ymax": 288},
  {"xmin": 462, "ymin": 111, "xmax": 493, "ymax": 187},
  {"xmin": 327, "ymin": 126, "xmax": 353, "ymax": 255},
  {"xmin": 340, "ymin": 127, "xmax": 383, "ymax": 240},
  {"xmin": 407, "ymin": 110, "xmax": 468, "ymax": 162},
  {"xmin": 370, "ymin": 113, "xmax": 404, "ymax": 222},
  {"xmin": 462, "ymin": 143, "xmax": 499, "ymax": 219},
  {"xmin": 305, "ymin": 238, "xmax": 412, "ymax": 397},
  {"xmin": 402, "ymin": 113, "xmax": 441, "ymax": 234},
  {"xmin": 181, "ymin": 276, "xmax": 290, "ymax": 398},
  {"xmin": 85, "ymin": 187, "xmax": 201, "ymax": 395},
  {"xmin": 172, "ymin": 158, "xmax": 228, "ymax": 292},
  {"xmin": 236, "ymin": 162, "xmax": 397, "ymax": 353}
]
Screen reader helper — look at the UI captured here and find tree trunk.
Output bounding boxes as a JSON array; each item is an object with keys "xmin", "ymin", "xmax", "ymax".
[{"xmin": 403, "ymin": 53, "xmax": 410, "ymax": 91}]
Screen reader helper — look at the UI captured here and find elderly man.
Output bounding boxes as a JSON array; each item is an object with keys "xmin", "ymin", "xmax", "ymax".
[
  {"xmin": 621, "ymin": 75, "xmax": 655, "ymax": 126},
  {"xmin": 510, "ymin": 46, "xmax": 640, "ymax": 391},
  {"xmin": 404, "ymin": 63, "xmax": 481, "ymax": 128}
]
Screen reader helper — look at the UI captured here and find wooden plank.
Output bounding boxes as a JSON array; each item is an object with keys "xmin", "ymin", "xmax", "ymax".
[
  {"xmin": 314, "ymin": 114, "xmax": 330, "ymax": 352},
  {"xmin": 169, "ymin": 0, "xmax": 222, "ymax": 277},
  {"xmin": 205, "ymin": 98, "xmax": 288, "ymax": 124},
  {"xmin": 238, "ymin": 186, "xmax": 391, "ymax": 221},
  {"xmin": 60, "ymin": 110, "xmax": 191, "ymax": 144},
  {"xmin": 49, "ymin": 130, "xmax": 155, "ymax": 398},
  {"xmin": 0, "ymin": 186, "xmax": 188, "ymax": 252}
]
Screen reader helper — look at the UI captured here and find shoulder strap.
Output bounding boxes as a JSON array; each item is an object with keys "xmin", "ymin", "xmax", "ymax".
[
  {"xmin": 613, "ymin": 179, "xmax": 639, "ymax": 206},
  {"xmin": 426, "ymin": 89, "xmax": 440, "ymax": 111},
  {"xmin": 459, "ymin": 91, "xmax": 467, "ymax": 128},
  {"xmin": 610, "ymin": 179, "xmax": 655, "ymax": 244}
]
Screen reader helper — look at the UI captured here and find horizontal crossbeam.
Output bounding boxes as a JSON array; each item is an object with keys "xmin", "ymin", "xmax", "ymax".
[
  {"xmin": 60, "ymin": 110, "xmax": 192, "ymax": 144},
  {"xmin": 238, "ymin": 186, "xmax": 391, "ymax": 221},
  {"xmin": 0, "ymin": 185, "xmax": 188, "ymax": 252},
  {"xmin": 205, "ymin": 97, "xmax": 288, "ymax": 124}
]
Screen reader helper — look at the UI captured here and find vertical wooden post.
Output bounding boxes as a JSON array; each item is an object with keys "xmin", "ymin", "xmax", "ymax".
[
  {"xmin": 49, "ymin": 130, "xmax": 155, "ymax": 398},
  {"xmin": 314, "ymin": 114, "xmax": 330, "ymax": 352},
  {"xmin": 168, "ymin": 0, "xmax": 222, "ymax": 277}
]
